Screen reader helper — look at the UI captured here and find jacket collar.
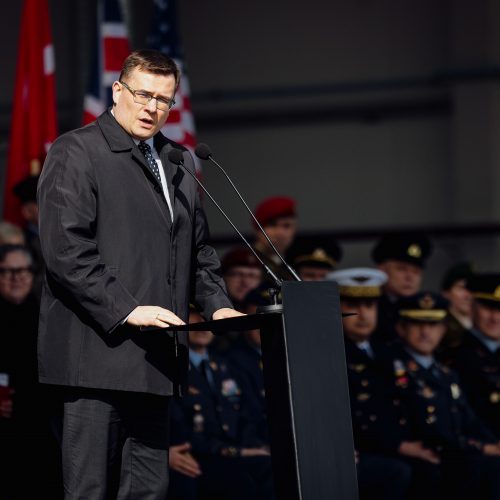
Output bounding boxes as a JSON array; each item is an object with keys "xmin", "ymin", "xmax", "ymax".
[{"xmin": 97, "ymin": 108, "xmax": 135, "ymax": 152}]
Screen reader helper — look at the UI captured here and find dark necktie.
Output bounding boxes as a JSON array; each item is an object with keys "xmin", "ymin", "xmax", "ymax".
[
  {"xmin": 201, "ymin": 359, "xmax": 217, "ymax": 394},
  {"xmin": 138, "ymin": 141, "xmax": 162, "ymax": 185}
]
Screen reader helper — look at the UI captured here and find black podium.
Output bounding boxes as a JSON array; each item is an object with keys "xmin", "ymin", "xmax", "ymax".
[{"xmin": 171, "ymin": 280, "xmax": 358, "ymax": 500}]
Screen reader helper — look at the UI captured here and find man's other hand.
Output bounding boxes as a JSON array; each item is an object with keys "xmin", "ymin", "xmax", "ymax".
[
  {"xmin": 212, "ymin": 308, "xmax": 245, "ymax": 320},
  {"xmin": 127, "ymin": 306, "xmax": 185, "ymax": 328}
]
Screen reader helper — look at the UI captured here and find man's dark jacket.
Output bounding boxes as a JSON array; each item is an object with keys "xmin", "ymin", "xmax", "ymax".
[{"xmin": 37, "ymin": 110, "xmax": 232, "ymax": 396}]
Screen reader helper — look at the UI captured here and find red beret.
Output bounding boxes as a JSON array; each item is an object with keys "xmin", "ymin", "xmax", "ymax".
[
  {"xmin": 221, "ymin": 246, "xmax": 261, "ymax": 274},
  {"xmin": 253, "ymin": 196, "xmax": 297, "ymax": 228}
]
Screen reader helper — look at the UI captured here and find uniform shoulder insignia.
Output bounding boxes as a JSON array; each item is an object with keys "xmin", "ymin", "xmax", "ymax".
[{"xmin": 450, "ymin": 383, "xmax": 461, "ymax": 399}]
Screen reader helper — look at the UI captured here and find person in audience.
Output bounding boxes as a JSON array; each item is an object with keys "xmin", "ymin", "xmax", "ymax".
[
  {"xmin": 289, "ymin": 239, "xmax": 341, "ymax": 281},
  {"xmin": 443, "ymin": 274, "xmax": 500, "ymax": 439},
  {"xmin": 227, "ymin": 286, "xmax": 270, "ymax": 447},
  {"xmin": 0, "ymin": 244, "xmax": 60, "ymax": 498},
  {"xmin": 0, "ymin": 221, "xmax": 25, "ymax": 245},
  {"xmin": 168, "ymin": 309, "xmax": 275, "ymax": 500},
  {"xmin": 252, "ymin": 196, "xmax": 297, "ymax": 282},
  {"xmin": 439, "ymin": 262, "xmax": 474, "ymax": 351},
  {"xmin": 371, "ymin": 234, "xmax": 431, "ymax": 343},
  {"xmin": 327, "ymin": 268, "xmax": 414, "ymax": 500},
  {"xmin": 12, "ymin": 175, "xmax": 44, "ymax": 297},
  {"xmin": 393, "ymin": 292, "xmax": 500, "ymax": 500},
  {"xmin": 221, "ymin": 246, "xmax": 263, "ymax": 311}
]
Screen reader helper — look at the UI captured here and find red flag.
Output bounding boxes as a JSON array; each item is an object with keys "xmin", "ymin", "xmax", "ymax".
[{"xmin": 4, "ymin": 0, "xmax": 58, "ymax": 224}]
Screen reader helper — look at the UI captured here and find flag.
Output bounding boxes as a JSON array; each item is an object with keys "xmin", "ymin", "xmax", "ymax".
[
  {"xmin": 83, "ymin": 0, "xmax": 130, "ymax": 124},
  {"xmin": 4, "ymin": 0, "xmax": 57, "ymax": 224},
  {"xmin": 148, "ymin": 0, "xmax": 199, "ymax": 171}
]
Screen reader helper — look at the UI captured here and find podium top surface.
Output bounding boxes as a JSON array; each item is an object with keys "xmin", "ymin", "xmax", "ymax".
[{"xmin": 141, "ymin": 311, "xmax": 282, "ymax": 334}]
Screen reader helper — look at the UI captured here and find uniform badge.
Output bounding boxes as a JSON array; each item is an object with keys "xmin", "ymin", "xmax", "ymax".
[
  {"xmin": 349, "ymin": 364, "xmax": 366, "ymax": 373},
  {"xmin": 420, "ymin": 386, "xmax": 435, "ymax": 399},
  {"xmin": 490, "ymin": 392, "xmax": 500, "ymax": 404},
  {"xmin": 188, "ymin": 386, "xmax": 200, "ymax": 395},
  {"xmin": 357, "ymin": 393, "xmax": 371, "ymax": 402},
  {"xmin": 407, "ymin": 244, "xmax": 422, "ymax": 258},
  {"xmin": 193, "ymin": 403, "xmax": 202, "ymax": 412},
  {"xmin": 221, "ymin": 378, "xmax": 241, "ymax": 397},
  {"xmin": 407, "ymin": 360, "xmax": 418, "ymax": 372},
  {"xmin": 193, "ymin": 413, "xmax": 204, "ymax": 433},
  {"xmin": 393, "ymin": 360, "xmax": 406, "ymax": 377},
  {"xmin": 210, "ymin": 361, "xmax": 218, "ymax": 371},
  {"xmin": 425, "ymin": 415, "xmax": 437, "ymax": 424},
  {"xmin": 450, "ymin": 383, "xmax": 461, "ymax": 400},
  {"xmin": 395, "ymin": 377, "xmax": 409, "ymax": 388}
]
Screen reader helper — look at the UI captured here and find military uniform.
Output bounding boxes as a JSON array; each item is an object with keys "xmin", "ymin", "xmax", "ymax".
[
  {"xmin": 371, "ymin": 234, "xmax": 431, "ymax": 343},
  {"xmin": 392, "ymin": 292, "xmax": 500, "ymax": 500},
  {"xmin": 443, "ymin": 274, "xmax": 500, "ymax": 439},
  {"xmin": 169, "ymin": 352, "xmax": 274, "ymax": 500},
  {"xmin": 226, "ymin": 340, "xmax": 268, "ymax": 446},
  {"xmin": 328, "ymin": 268, "xmax": 413, "ymax": 500}
]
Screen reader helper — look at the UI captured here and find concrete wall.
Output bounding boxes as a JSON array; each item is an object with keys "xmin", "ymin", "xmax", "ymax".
[{"xmin": 1, "ymin": 0, "xmax": 499, "ymax": 284}]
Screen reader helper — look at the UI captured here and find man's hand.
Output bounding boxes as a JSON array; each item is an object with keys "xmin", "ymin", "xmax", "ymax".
[
  {"xmin": 398, "ymin": 441, "xmax": 441, "ymax": 464},
  {"xmin": 483, "ymin": 443, "xmax": 500, "ymax": 456},
  {"xmin": 126, "ymin": 306, "xmax": 185, "ymax": 329},
  {"xmin": 212, "ymin": 308, "xmax": 245, "ymax": 320},
  {"xmin": 240, "ymin": 447, "xmax": 270, "ymax": 457},
  {"xmin": 169, "ymin": 443, "xmax": 202, "ymax": 478}
]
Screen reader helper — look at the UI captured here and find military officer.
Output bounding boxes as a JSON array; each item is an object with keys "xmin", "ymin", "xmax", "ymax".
[
  {"xmin": 393, "ymin": 292, "xmax": 500, "ymax": 500},
  {"xmin": 439, "ymin": 262, "xmax": 474, "ymax": 351},
  {"xmin": 443, "ymin": 274, "xmax": 500, "ymax": 438},
  {"xmin": 252, "ymin": 196, "xmax": 297, "ymax": 282},
  {"xmin": 288, "ymin": 239, "xmax": 342, "ymax": 281},
  {"xmin": 168, "ymin": 309, "xmax": 274, "ymax": 500},
  {"xmin": 371, "ymin": 233, "xmax": 431, "ymax": 343},
  {"xmin": 327, "ymin": 268, "xmax": 415, "ymax": 500}
]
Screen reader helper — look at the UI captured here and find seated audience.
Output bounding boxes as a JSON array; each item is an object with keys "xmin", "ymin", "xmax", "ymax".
[
  {"xmin": 439, "ymin": 262, "xmax": 474, "ymax": 351},
  {"xmin": 168, "ymin": 309, "xmax": 274, "ymax": 500},
  {"xmin": 443, "ymin": 274, "xmax": 500, "ymax": 438},
  {"xmin": 393, "ymin": 292, "xmax": 500, "ymax": 500}
]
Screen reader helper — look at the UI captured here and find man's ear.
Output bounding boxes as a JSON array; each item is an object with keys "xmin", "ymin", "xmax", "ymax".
[{"xmin": 111, "ymin": 81, "xmax": 122, "ymax": 106}]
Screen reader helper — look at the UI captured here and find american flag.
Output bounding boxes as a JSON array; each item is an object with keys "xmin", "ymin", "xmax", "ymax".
[
  {"xmin": 148, "ymin": 0, "xmax": 199, "ymax": 171},
  {"xmin": 83, "ymin": 0, "xmax": 130, "ymax": 124}
]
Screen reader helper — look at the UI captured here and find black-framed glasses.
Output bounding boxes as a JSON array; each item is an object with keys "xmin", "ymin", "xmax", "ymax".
[
  {"xmin": 0, "ymin": 266, "xmax": 34, "ymax": 280},
  {"xmin": 120, "ymin": 81, "xmax": 176, "ymax": 111}
]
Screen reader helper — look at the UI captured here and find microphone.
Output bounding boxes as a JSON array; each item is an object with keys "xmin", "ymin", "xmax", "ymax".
[
  {"xmin": 167, "ymin": 149, "xmax": 283, "ymax": 288},
  {"xmin": 194, "ymin": 143, "xmax": 301, "ymax": 282}
]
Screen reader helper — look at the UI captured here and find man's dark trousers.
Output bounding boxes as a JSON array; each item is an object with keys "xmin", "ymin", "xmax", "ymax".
[{"xmin": 55, "ymin": 388, "xmax": 170, "ymax": 500}]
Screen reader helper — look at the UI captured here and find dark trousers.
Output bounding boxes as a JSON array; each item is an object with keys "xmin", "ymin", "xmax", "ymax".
[{"xmin": 53, "ymin": 388, "xmax": 171, "ymax": 500}]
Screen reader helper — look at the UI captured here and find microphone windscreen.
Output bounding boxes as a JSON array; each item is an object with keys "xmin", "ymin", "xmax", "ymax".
[
  {"xmin": 168, "ymin": 148, "xmax": 184, "ymax": 165},
  {"xmin": 195, "ymin": 143, "xmax": 212, "ymax": 160}
]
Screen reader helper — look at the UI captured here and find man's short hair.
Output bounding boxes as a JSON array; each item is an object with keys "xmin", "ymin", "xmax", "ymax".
[{"xmin": 119, "ymin": 49, "xmax": 180, "ymax": 87}]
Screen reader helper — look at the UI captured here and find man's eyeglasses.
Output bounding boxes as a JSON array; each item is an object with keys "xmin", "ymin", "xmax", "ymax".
[
  {"xmin": 120, "ymin": 81, "xmax": 176, "ymax": 111},
  {"xmin": 0, "ymin": 267, "xmax": 34, "ymax": 280}
]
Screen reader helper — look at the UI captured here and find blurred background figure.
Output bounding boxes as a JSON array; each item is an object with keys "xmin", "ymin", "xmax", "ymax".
[
  {"xmin": 371, "ymin": 234, "xmax": 432, "ymax": 343},
  {"xmin": 289, "ymin": 239, "xmax": 342, "ymax": 281},
  {"xmin": 394, "ymin": 292, "xmax": 500, "ymax": 500},
  {"xmin": 327, "ymin": 267, "xmax": 413, "ymax": 500},
  {"xmin": 444, "ymin": 274, "xmax": 500, "ymax": 439},
  {"xmin": 168, "ymin": 309, "xmax": 275, "ymax": 500},
  {"xmin": 12, "ymin": 175, "xmax": 44, "ymax": 298},
  {"xmin": 0, "ymin": 222, "xmax": 25, "ymax": 246},
  {"xmin": 439, "ymin": 262, "xmax": 474, "ymax": 351},
  {"xmin": 221, "ymin": 246, "xmax": 263, "ymax": 311},
  {"xmin": 252, "ymin": 196, "xmax": 297, "ymax": 282},
  {"xmin": 0, "ymin": 244, "xmax": 60, "ymax": 499}
]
